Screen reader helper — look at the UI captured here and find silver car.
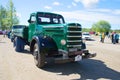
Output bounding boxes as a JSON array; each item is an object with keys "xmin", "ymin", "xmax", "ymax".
[{"xmin": 82, "ymin": 33, "xmax": 93, "ymax": 40}]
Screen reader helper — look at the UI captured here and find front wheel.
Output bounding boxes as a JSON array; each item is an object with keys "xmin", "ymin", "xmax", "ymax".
[{"xmin": 33, "ymin": 43, "xmax": 45, "ymax": 68}]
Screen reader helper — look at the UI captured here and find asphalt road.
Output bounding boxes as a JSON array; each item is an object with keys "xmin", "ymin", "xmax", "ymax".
[{"xmin": 0, "ymin": 35, "xmax": 120, "ymax": 80}]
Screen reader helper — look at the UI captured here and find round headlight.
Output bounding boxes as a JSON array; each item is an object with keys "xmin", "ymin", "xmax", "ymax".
[{"xmin": 61, "ymin": 39, "xmax": 66, "ymax": 45}]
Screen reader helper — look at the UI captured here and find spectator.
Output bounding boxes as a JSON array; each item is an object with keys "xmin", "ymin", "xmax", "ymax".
[
  {"xmin": 101, "ymin": 32, "xmax": 105, "ymax": 43},
  {"xmin": 113, "ymin": 32, "xmax": 117, "ymax": 44},
  {"xmin": 3, "ymin": 30, "xmax": 6, "ymax": 37},
  {"xmin": 111, "ymin": 32, "xmax": 114, "ymax": 44},
  {"xmin": 115, "ymin": 33, "xmax": 119, "ymax": 43},
  {"xmin": 99, "ymin": 33, "xmax": 102, "ymax": 42}
]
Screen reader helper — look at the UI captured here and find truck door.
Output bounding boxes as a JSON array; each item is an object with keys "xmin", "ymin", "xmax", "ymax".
[{"xmin": 28, "ymin": 15, "xmax": 36, "ymax": 42}]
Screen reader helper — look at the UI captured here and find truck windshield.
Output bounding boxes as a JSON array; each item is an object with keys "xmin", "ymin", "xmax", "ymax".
[{"xmin": 37, "ymin": 12, "xmax": 65, "ymax": 24}]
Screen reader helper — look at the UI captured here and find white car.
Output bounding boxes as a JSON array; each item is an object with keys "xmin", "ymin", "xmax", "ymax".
[{"xmin": 82, "ymin": 33, "xmax": 93, "ymax": 40}]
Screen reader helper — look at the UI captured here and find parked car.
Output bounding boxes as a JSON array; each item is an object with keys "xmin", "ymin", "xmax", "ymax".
[
  {"xmin": 82, "ymin": 32, "xmax": 93, "ymax": 40},
  {"xmin": 0, "ymin": 30, "xmax": 3, "ymax": 35}
]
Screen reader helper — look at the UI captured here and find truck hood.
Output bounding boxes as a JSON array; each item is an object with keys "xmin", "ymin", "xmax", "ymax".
[
  {"xmin": 39, "ymin": 23, "xmax": 81, "ymax": 28},
  {"xmin": 39, "ymin": 24, "xmax": 65, "ymax": 28}
]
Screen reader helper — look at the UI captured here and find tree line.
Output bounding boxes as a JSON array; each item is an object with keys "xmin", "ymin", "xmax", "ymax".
[
  {"xmin": 0, "ymin": 0, "xmax": 19, "ymax": 30},
  {"xmin": 82, "ymin": 20, "xmax": 120, "ymax": 33}
]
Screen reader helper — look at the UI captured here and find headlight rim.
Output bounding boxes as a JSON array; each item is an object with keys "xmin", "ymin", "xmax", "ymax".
[{"xmin": 60, "ymin": 39, "xmax": 66, "ymax": 45}]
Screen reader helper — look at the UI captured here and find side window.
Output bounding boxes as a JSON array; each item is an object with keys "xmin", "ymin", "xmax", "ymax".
[
  {"xmin": 31, "ymin": 16, "xmax": 36, "ymax": 23},
  {"xmin": 53, "ymin": 18, "xmax": 58, "ymax": 23},
  {"xmin": 38, "ymin": 17, "xmax": 50, "ymax": 23},
  {"xmin": 59, "ymin": 18, "xmax": 64, "ymax": 24}
]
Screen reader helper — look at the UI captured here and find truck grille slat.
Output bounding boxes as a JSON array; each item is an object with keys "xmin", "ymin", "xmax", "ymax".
[
  {"xmin": 67, "ymin": 36, "xmax": 82, "ymax": 38},
  {"xmin": 67, "ymin": 31, "xmax": 82, "ymax": 33},
  {"xmin": 67, "ymin": 40, "xmax": 82, "ymax": 42},
  {"xmin": 67, "ymin": 45, "xmax": 81, "ymax": 47}
]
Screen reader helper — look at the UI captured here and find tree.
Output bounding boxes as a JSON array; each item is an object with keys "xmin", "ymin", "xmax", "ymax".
[
  {"xmin": 91, "ymin": 20, "xmax": 111, "ymax": 32},
  {"xmin": 0, "ymin": 0, "xmax": 19, "ymax": 30},
  {"xmin": 82, "ymin": 28, "xmax": 91, "ymax": 32},
  {"xmin": 0, "ymin": 5, "xmax": 7, "ymax": 30},
  {"xmin": 7, "ymin": 0, "xmax": 19, "ymax": 29}
]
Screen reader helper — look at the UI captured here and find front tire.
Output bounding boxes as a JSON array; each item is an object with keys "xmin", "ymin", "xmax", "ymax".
[{"xmin": 33, "ymin": 43, "xmax": 45, "ymax": 68}]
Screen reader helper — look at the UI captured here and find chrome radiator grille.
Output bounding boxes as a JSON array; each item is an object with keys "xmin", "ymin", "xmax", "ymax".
[{"xmin": 67, "ymin": 24, "xmax": 82, "ymax": 51}]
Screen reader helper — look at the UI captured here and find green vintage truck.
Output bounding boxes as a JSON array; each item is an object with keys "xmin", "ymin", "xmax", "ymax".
[{"xmin": 12, "ymin": 12, "xmax": 96, "ymax": 68}]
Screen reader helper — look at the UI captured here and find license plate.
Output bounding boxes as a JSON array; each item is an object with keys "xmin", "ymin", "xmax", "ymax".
[
  {"xmin": 75, "ymin": 55, "xmax": 82, "ymax": 61},
  {"xmin": 69, "ymin": 48, "xmax": 77, "ymax": 52}
]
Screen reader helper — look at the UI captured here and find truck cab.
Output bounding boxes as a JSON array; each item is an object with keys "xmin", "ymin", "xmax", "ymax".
[{"xmin": 27, "ymin": 12, "xmax": 65, "ymax": 41}]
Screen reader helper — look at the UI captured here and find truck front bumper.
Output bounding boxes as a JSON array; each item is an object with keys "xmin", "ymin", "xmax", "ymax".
[{"xmin": 55, "ymin": 50, "xmax": 96, "ymax": 63}]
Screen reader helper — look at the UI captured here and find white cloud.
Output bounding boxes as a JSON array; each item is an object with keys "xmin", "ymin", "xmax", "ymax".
[
  {"xmin": 74, "ymin": 0, "xmax": 99, "ymax": 8},
  {"xmin": 67, "ymin": 5, "xmax": 71, "ymax": 8},
  {"xmin": 72, "ymin": 2, "xmax": 77, "ymax": 6},
  {"xmin": 113, "ymin": 9, "xmax": 120, "ymax": 15},
  {"xmin": 88, "ymin": 8, "xmax": 111, "ymax": 13},
  {"xmin": 53, "ymin": 2, "xmax": 60, "ymax": 6},
  {"xmin": 54, "ymin": 10, "xmax": 120, "ymax": 29},
  {"xmin": 74, "ymin": 0, "xmax": 80, "ymax": 2},
  {"xmin": 44, "ymin": 6, "xmax": 52, "ymax": 10},
  {"xmin": 89, "ymin": 9, "xmax": 120, "ymax": 15}
]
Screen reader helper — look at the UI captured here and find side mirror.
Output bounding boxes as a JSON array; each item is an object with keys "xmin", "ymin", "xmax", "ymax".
[{"xmin": 28, "ymin": 19, "xmax": 31, "ymax": 23}]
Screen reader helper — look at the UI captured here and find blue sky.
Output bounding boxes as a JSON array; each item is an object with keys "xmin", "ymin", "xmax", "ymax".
[{"xmin": 1, "ymin": 0, "xmax": 120, "ymax": 29}]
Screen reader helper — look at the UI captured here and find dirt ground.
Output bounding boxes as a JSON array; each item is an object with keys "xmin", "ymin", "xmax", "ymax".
[{"xmin": 0, "ymin": 35, "xmax": 120, "ymax": 80}]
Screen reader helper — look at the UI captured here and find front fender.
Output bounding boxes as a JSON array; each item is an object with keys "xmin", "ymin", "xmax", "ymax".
[
  {"xmin": 30, "ymin": 36, "xmax": 58, "ymax": 55},
  {"xmin": 30, "ymin": 36, "xmax": 41, "ymax": 53}
]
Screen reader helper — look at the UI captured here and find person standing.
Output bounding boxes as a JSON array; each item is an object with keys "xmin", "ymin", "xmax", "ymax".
[
  {"xmin": 115, "ymin": 33, "xmax": 119, "ymax": 43},
  {"xmin": 3, "ymin": 30, "xmax": 6, "ymax": 37},
  {"xmin": 101, "ymin": 32, "xmax": 105, "ymax": 43},
  {"xmin": 99, "ymin": 33, "xmax": 102, "ymax": 42},
  {"xmin": 111, "ymin": 32, "xmax": 114, "ymax": 44},
  {"xmin": 113, "ymin": 32, "xmax": 117, "ymax": 44}
]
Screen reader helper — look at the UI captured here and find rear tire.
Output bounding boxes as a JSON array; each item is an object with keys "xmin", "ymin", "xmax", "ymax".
[
  {"xmin": 33, "ymin": 43, "xmax": 45, "ymax": 68},
  {"xmin": 15, "ymin": 37, "xmax": 25, "ymax": 52}
]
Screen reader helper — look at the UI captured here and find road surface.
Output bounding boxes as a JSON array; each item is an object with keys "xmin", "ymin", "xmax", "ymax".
[{"xmin": 0, "ymin": 35, "xmax": 120, "ymax": 80}]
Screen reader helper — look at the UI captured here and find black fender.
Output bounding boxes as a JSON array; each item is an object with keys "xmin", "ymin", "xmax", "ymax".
[{"xmin": 30, "ymin": 36, "xmax": 58, "ymax": 55}]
